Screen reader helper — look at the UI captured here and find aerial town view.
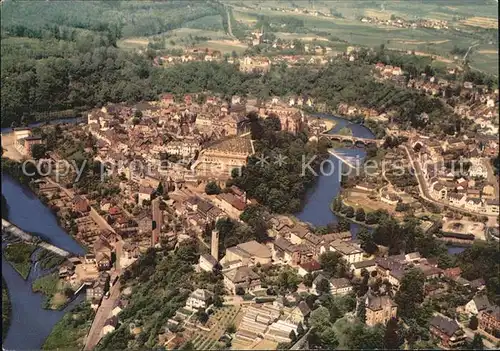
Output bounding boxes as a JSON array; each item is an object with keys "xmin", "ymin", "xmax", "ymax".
[{"xmin": 0, "ymin": 0, "xmax": 498, "ymax": 350}]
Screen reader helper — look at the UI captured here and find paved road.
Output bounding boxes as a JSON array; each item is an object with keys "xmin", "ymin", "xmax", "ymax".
[
  {"xmin": 84, "ymin": 281, "xmax": 121, "ymax": 350},
  {"xmin": 484, "ymin": 158, "xmax": 499, "ymax": 199}
]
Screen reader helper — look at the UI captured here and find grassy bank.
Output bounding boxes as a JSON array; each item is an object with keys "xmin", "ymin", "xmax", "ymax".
[
  {"xmin": 43, "ymin": 302, "xmax": 94, "ymax": 350},
  {"xmin": 32, "ymin": 272, "xmax": 73, "ymax": 310},
  {"xmin": 2, "ymin": 278, "xmax": 11, "ymax": 342},
  {"xmin": 3, "ymin": 242, "xmax": 37, "ymax": 279},
  {"xmin": 330, "ymin": 199, "xmax": 378, "ymax": 229}
]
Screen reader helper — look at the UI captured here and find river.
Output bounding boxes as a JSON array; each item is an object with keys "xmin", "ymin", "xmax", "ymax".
[
  {"xmin": 2, "ymin": 174, "xmax": 85, "ymax": 350},
  {"xmin": 296, "ymin": 114, "xmax": 374, "ymax": 237},
  {"xmin": 296, "ymin": 114, "xmax": 464, "ymax": 255}
]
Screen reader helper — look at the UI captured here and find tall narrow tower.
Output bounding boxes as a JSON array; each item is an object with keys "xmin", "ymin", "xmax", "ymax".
[
  {"xmin": 151, "ymin": 197, "xmax": 163, "ymax": 247},
  {"xmin": 211, "ymin": 229, "xmax": 219, "ymax": 261}
]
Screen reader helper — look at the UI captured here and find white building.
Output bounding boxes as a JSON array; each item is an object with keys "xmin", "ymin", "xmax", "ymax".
[
  {"xmin": 329, "ymin": 278, "xmax": 353, "ymax": 295},
  {"xmin": 186, "ymin": 289, "xmax": 213, "ymax": 310},
  {"xmin": 329, "ymin": 240, "xmax": 364, "ymax": 264}
]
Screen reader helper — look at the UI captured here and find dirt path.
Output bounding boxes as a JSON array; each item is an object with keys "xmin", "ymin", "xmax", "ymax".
[{"xmin": 226, "ymin": 7, "xmax": 234, "ymax": 38}]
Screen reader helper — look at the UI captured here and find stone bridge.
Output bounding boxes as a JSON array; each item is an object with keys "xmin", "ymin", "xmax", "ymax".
[{"xmin": 319, "ymin": 133, "xmax": 383, "ymax": 146}]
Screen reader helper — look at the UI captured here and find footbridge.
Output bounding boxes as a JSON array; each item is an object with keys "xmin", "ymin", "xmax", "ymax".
[
  {"xmin": 2, "ymin": 219, "xmax": 70, "ymax": 257},
  {"xmin": 320, "ymin": 133, "xmax": 383, "ymax": 146}
]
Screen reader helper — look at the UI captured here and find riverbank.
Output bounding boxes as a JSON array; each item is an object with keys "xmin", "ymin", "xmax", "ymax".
[
  {"xmin": 32, "ymin": 272, "xmax": 73, "ymax": 310},
  {"xmin": 42, "ymin": 302, "xmax": 94, "ymax": 350},
  {"xmin": 2, "ymin": 278, "xmax": 11, "ymax": 342},
  {"xmin": 329, "ymin": 200, "xmax": 378, "ymax": 230},
  {"xmin": 1, "ymin": 173, "xmax": 86, "ymax": 350}
]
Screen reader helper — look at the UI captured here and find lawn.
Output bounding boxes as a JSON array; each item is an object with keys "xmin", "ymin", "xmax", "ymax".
[
  {"xmin": 32, "ymin": 272, "xmax": 73, "ymax": 310},
  {"xmin": 3, "ymin": 242, "xmax": 37, "ymax": 279}
]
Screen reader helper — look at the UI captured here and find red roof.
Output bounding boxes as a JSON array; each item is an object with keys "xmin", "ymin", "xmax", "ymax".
[
  {"xmin": 109, "ymin": 206, "xmax": 121, "ymax": 215},
  {"xmin": 444, "ymin": 267, "xmax": 462, "ymax": 278},
  {"xmin": 299, "ymin": 259, "xmax": 321, "ymax": 272}
]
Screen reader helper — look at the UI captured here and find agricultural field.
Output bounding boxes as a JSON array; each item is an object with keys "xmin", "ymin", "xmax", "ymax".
[
  {"xmin": 226, "ymin": 0, "xmax": 498, "ymax": 75},
  {"xmin": 190, "ymin": 305, "xmax": 242, "ymax": 350}
]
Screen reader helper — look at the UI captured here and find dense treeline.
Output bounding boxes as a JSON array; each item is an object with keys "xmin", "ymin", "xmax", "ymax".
[
  {"xmin": 231, "ymin": 116, "xmax": 331, "ymax": 213},
  {"xmin": 456, "ymin": 241, "xmax": 500, "ymax": 305},
  {"xmin": 1, "ymin": 1, "xmax": 219, "ymax": 38}
]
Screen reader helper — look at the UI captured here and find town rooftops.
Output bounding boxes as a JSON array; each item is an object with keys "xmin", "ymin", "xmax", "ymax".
[
  {"xmin": 274, "ymin": 237, "xmax": 299, "ymax": 253},
  {"xmin": 329, "ymin": 277, "xmax": 352, "ymax": 289},
  {"xmin": 25, "ymin": 135, "xmax": 43, "ymax": 141},
  {"xmin": 200, "ymin": 253, "xmax": 218, "ymax": 265},
  {"xmin": 482, "ymin": 305, "xmax": 500, "ymax": 321},
  {"xmin": 297, "ymin": 300, "xmax": 311, "ymax": 317},
  {"xmin": 473, "ymin": 295, "xmax": 491, "ymax": 312},
  {"xmin": 139, "ymin": 186, "xmax": 155, "ymax": 195},
  {"xmin": 330, "ymin": 240, "xmax": 363, "ymax": 255},
  {"xmin": 217, "ymin": 193, "xmax": 246, "ymax": 211},
  {"xmin": 351, "ymin": 259, "xmax": 376, "ymax": 269}
]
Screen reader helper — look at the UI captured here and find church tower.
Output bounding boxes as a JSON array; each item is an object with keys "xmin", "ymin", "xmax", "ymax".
[{"xmin": 211, "ymin": 229, "xmax": 219, "ymax": 261}]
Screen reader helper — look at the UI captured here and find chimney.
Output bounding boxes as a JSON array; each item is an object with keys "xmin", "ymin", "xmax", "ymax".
[{"xmin": 211, "ymin": 229, "xmax": 219, "ymax": 261}]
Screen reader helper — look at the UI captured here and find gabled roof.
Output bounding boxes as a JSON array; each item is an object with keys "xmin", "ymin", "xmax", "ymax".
[
  {"xmin": 472, "ymin": 295, "xmax": 491, "ymax": 311},
  {"xmin": 430, "ymin": 315, "xmax": 461, "ymax": 337},
  {"xmin": 223, "ymin": 266, "xmax": 260, "ymax": 284},
  {"xmin": 299, "ymin": 259, "xmax": 321, "ymax": 273},
  {"xmin": 329, "ymin": 277, "xmax": 351, "ymax": 289},
  {"xmin": 189, "ymin": 288, "xmax": 214, "ymax": 302},
  {"xmin": 298, "ymin": 301, "xmax": 311, "ymax": 316}
]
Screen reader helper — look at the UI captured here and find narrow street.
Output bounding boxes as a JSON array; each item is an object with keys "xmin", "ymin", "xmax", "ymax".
[{"xmin": 84, "ymin": 281, "xmax": 121, "ymax": 351}]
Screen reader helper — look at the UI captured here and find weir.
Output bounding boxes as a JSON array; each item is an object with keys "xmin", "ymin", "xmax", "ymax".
[
  {"xmin": 327, "ymin": 149, "xmax": 358, "ymax": 169},
  {"xmin": 1, "ymin": 218, "xmax": 70, "ymax": 257}
]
